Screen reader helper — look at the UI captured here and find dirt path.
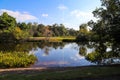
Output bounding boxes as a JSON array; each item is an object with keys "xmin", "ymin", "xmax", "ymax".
[{"xmin": 0, "ymin": 67, "xmax": 47, "ymax": 73}]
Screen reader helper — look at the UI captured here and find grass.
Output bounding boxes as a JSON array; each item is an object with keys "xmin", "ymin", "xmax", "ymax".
[
  {"xmin": 0, "ymin": 65, "xmax": 120, "ymax": 80},
  {"xmin": 27, "ymin": 37, "xmax": 76, "ymax": 42},
  {"xmin": 0, "ymin": 52, "xmax": 37, "ymax": 68}
]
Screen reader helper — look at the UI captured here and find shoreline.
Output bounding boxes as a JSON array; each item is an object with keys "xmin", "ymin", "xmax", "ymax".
[
  {"xmin": 0, "ymin": 64, "xmax": 119, "ymax": 72},
  {"xmin": 0, "ymin": 64, "xmax": 120, "ymax": 80}
]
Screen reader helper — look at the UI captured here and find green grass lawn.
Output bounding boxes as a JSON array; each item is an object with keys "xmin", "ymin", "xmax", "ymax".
[{"xmin": 0, "ymin": 66, "xmax": 120, "ymax": 80}]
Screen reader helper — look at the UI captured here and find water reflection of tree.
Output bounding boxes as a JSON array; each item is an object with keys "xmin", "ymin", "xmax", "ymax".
[
  {"xmin": 85, "ymin": 42, "xmax": 120, "ymax": 65},
  {"xmin": 37, "ymin": 42, "xmax": 66, "ymax": 50},
  {"xmin": 77, "ymin": 42, "xmax": 91, "ymax": 57},
  {"xmin": 79, "ymin": 46, "xmax": 87, "ymax": 56},
  {"xmin": 43, "ymin": 47, "xmax": 51, "ymax": 56},
  {"xmin": 0, "ymin": 42, "xmax": 67, "ymax": 55},
  {"xmin": 37, "ymin": 42, "xmax": 67, "ymax": 55},
  {"xmin": 0, "ymin": 42, "xmax": 38, "ymax": 52}
]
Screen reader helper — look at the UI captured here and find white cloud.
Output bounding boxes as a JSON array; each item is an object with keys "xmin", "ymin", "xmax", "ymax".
[
  {"xmin": 0, "ymin": 9, "xmax": 37, "ymax": 22},
  {"xmin": 42, "ymin": 14, "xmax": 48, "ymax": 17},
  {"xmin": 70, "ymin": 10, "xmax": 96, "ymax": 22},
  {"xmin": 70, "ymin": 54, "xmax": 84, "ymax": 61},
  {"xmin": 71, "ymin": 10, "xmax": 90, "ymax": 18},
  {"xmin": 58, "ymin": 4, "xmax": 68, "ymax": 10},
  {"xmin": 63, "ymin": 22, "xmax": 79, "ymax": 30}
]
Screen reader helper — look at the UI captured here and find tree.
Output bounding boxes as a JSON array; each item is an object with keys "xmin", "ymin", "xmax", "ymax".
[
  {"xmin": 17, "ymin": 22, "xmax": 29, "ymax": 30},
  {"xmin": 68, "ymin": 28, "xmax": 78, "ymax": 36},
  {"xmin": 0, "ymin": 12, "xmax": 16, "ymax": 30},
  {"xmin": 85, "ymin": 0, "xmax": 120, "ymax": 64},
  {"xmin": 76, "ymin": 24, "xmax": 89, "ymax": 41},
  {"xmin": 36, "ymin": 24, "xmax": 45, "ymax": 36},
  {"xmin": 92, "ymin": 0, "xmax": 120, "ymax": 42},
  {"xmin": 79, "ymin": 23, "xmax": 88, "ymax": 33},
  {"xmin": 43, "ymin": 26, "xmax": 52, "ymax": 40},
  {"xmin": 12, "ymin": 27, "xmax": 29, "ymax": 40}
]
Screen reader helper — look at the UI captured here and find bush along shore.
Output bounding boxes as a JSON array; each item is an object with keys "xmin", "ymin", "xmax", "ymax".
[{"xmin": 0, "ymin": 52, "xmax": 37, "ymax": 68}]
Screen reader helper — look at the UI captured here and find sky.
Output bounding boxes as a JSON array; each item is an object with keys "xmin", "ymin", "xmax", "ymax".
[{"xmin": 0, "ymin": 0, "xmax": 101, "ymax": 30}]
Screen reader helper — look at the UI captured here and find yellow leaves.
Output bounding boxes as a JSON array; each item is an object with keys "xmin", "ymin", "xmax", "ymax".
[
  {"xmin": 86, "ymin": 51, "xmax": 100, "ymax": 62},
  {"xmin": 11, "ymin": 27, "xmax": 24, "ymax": 39},
  {"xmin": 14, "ymin": 27, "xmax": 22, "ymax": 33}
]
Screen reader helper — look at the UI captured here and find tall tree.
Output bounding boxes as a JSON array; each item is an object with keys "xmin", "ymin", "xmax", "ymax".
[
  {"xmin": 0, "ymin": 12, "xmax": 16, "ymax": 30},
  {"xmin": 92, "ymin": 0, "xmax": 120, "ymax": 42},
  {"xmin": 86, "ymin": 0, "xmax": 120, "ymax": 64}
]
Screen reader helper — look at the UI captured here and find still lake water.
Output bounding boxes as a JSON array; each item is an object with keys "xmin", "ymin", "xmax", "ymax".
[
  {"xmin": 29, "ymin": 42, "xmax": 95, "ymax": 67},
  {"xmin": 0, "ymin": 42, "xmax": 96, "ymax": 67}
]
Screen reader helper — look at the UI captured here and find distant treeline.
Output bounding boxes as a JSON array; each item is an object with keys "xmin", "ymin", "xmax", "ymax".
[
  {"xmin": 0, "ymin": 0, "xmax": 120, "ymax": 43},
  {"xmin": 0, "ymin": 12, "xmax": 78, "ymax": 42},
  {"xmin": 17, "ymin": 22, "xmax": 79, "ymax": 37}
]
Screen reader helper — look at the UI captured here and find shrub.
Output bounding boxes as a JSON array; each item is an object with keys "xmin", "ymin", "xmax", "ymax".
[
  {"xmin": 12, "ymin": 27, "xmax": 30, "ymax": 40},
  {"xmin": 86, "ymin": 51, "xmax": 101, "ymax": 63},
  {"xmin": 0, "ymin": 52, "xmax": 37, "ymax": 68}
]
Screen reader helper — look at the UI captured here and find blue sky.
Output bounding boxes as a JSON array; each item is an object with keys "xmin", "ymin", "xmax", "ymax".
[{"xmin": 0, "ymin": 0, "xmax": 101, "ymax": 30}]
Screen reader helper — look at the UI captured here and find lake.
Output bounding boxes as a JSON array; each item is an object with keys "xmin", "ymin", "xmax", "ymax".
[
  {"xmin": 0, "ymin": 42, "xmax": 119, "ymax": 68},
  {"xmin": 30, "ymin": 42, "xmax": 95, "ymax": 67},
  {"xmin": 0, "ymin": 42, "xmax": 96, "ymax": 67}
]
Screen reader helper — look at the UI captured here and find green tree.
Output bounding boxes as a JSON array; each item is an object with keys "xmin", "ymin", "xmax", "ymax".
[
  {"xmin": 86, "ymin": 0, "xmax": 120, "ymax": 64},
  {"xmin": 76, "ymin": 23, "xmax": 89, "ymax": 41},
  {"xmin": 17, "ymin": 22, "xmax": 30, "ymax": 30},
  {"xmin": 0, "ymin": 12, "xmax": 16, "ymax": 30},
  {"xmin": 36, "ymin": 24, "xmax": 45, "ymax": 36},
  {"xmin": 91, "ymin": 0, "xmax": 120, "ymax": 42}
]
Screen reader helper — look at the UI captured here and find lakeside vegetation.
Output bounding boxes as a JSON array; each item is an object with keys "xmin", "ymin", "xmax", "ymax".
[
  {"xmin": 0, "ymin": 52, "xmax": 36, "ymax": 68},
  {"xmin": 27, "ymin": 37, "xmax": 76, "ymax": 42}
]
